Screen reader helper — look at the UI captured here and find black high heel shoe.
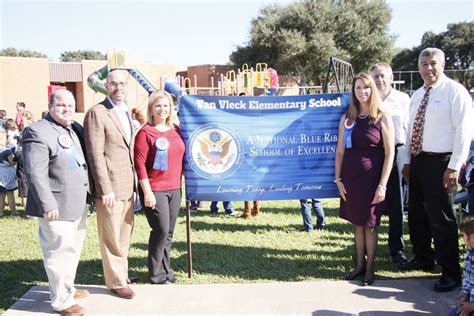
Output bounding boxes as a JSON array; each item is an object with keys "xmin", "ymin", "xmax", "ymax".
[
  {"xmin": 361, "ymin": 271, "xmax": 375, "ymax": 286},
  {"xmin": 344, "ymin": 268, "xmax": 366, "ymax": 281}
]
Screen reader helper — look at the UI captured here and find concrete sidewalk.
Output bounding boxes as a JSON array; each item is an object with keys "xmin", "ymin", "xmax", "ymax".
[{"xmin": 5, "ymin": 279, "xmax": 457, "ymax": 315}]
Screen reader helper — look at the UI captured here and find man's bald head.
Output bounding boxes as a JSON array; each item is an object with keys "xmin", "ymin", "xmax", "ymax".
[
  {"xmin": 105, "ymin": 69, "xmax": 129, "ymax": 104},
  {"xmin": 49, "ymin": 90, "xmax": 76, "ymax": 127}
]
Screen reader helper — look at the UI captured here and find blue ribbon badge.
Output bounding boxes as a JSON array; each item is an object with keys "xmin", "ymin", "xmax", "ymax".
[
  {"xmin": 153, "ymin": 137, "xmax": 170, "ymax": 170},
  {"xmin": 343, "ymin": 119, "xmax": 355, "ymax": 149},
  {"xmin": 57, "ymin": 135, "xmax": 77, "ymax": 169}
]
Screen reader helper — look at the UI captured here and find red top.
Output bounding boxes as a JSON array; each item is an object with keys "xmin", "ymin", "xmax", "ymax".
[
  {"xmin": 134, "ymin": 124, "xmax": 185, "ymax": 191},
  {"xmin": 15, "ymin": 110, "xmax": 24, "ymax": 131}
]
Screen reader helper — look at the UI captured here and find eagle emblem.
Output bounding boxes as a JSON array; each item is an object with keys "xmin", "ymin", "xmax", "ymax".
[{"xmin": 197, "ymin": 131, "xmax": 232, "ymax": 165}]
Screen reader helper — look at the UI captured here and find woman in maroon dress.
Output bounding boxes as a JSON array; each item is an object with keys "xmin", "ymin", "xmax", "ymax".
[
  {"xmin": 334, "ymin": 73, "xmax": 394, "ymax": 286},
  {"xmin": 134, "ymin": 90, "xmax": 185, "ymax": 284}
]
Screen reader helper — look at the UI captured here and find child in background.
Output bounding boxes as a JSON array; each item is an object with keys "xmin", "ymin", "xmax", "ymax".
[
  {"xmin": 15, "ymin": 134, "xmax": 27, "ymax": 209},
  {"xmin": 131, "ymin": 108, "xmax": 145, "ymax": 131},
  {"xmin": 0, "ymin": 131, "xmax": 17, "ymax": 216},
  {"xmin": 4, "ymin": 118, "xmax": 20, "ymax": 152},
  {"xmin": 22, "ymin": 110, "xmax": 37, "ymax": 128},
  {"xmin": 0, "ymin": 110, "xmax": 7, "ymax": 129},
  {"xmin": 450, "ymin": 216, "xmax": 474, "ymax": 316}
]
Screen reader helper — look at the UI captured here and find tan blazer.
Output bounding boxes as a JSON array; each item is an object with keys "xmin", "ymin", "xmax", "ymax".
[{"xmin": 84, "ymin": 98, "xmax": 135, "ymax": 201}]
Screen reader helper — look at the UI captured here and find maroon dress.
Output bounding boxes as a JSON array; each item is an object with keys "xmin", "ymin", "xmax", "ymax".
[{"xmin": 339, "ymin": 116, "xmax": 385, "ymax": 227}]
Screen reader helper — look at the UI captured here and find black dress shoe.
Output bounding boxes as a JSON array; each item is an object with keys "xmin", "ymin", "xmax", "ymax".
[
  {"xmin": 391, "ymin": 251, "xmax": 408, "ymax": 264},
  {"xmin": 344, "ymin": 268, "xmax": 366, "ymax": 281},
  {"xmin": 433, "ymin": 276, "xmax": 461, "ymax": 292},
  {"xmin": 127, "ymin": 276, "xmax": 140, "ymax": 284},
  {"xmin": 399, "ymin": 259, "xmax": 434, "ymax": 272},
  {"xmin": 151, "ymin": 279, "xmax": 168, "ymax": 285}
]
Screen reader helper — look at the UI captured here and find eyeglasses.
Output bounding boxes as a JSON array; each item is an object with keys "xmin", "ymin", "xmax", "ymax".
[{"xmin": 108, "ymin": 81, "xmax": 128, "ymax": 88}]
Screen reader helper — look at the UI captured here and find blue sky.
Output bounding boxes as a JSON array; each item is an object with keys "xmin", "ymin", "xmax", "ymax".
[{"xmin": 0, "ymin": 0, "xmax": 472, "ymax": 68}]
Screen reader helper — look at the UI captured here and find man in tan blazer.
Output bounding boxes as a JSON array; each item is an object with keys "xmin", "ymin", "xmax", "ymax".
[{"xmin": 84, "ymin": 69, "xmax": 136, "ymax": 299}]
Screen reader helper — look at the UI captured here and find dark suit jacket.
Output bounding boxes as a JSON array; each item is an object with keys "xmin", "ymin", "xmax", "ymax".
[
  {"xmin": 23, "ymin": 114, "xmax": 89, "ymax": 220},
  {"xmin": 84, "ymin": 98, "xmax": 135, "ymax": 201}
]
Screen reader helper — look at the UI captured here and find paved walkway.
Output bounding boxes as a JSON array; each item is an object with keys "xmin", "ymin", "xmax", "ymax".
[{"xmin": 5, "ymin": 279, "xmax": 457, "ymax": 315}]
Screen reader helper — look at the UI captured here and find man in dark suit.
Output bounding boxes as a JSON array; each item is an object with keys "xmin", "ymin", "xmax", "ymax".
[
  {"xmin": 23, "ymin": 90, "xmax": 89, "ymax": 315},
  {"xmin": 84, "ymin": 69, "xmax": 136, "ymax": 299}
]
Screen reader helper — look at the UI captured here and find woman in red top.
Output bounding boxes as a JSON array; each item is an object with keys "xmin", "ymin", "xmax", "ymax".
[{"xmin": 134, "ymin": 90, "xmax": 185, "ymax": 284}]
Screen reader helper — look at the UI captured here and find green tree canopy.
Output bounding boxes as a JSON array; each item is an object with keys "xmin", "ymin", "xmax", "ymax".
[
  {"xmin": 230, "ymin": 0, "xmax": 395, "ymax": 85},
  {"xmin": 60, "ymin": 50, "xmax": 106, "ymax": 62},
  {"xmin": 391, "ymin": 21, "xmax": 473, "ymax": 88},
  {"xmin": 0, "ymin": 47, "xmax": 47, "ymax": 58}
]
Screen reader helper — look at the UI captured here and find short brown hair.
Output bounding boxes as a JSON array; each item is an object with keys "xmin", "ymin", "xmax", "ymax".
[
  {"xmin": 460, "ymin": 216, "xmax": 474, "ymax": 236},
  {"xmin": 4, "ymin": 118, "xmax": 17, "ymax": 131}
]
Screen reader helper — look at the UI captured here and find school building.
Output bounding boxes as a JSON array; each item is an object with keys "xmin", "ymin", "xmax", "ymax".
[{"xmin": 0, "ymin": 56, "xmax": 242, "ymax": 123}]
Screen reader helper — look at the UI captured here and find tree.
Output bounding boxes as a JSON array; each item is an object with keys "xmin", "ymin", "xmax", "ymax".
[
  {"xmin": 0, "ymin": 47, "xmax": 47, "ymax": 58},
  {"xmin": 230, "ymin": 0, "xmax": 395, "ymax": 86},
  {"xmin": 391, "ymin": 21, "xmax": 473, "ymax": 88},
  {"xmin": 60, "ymin": 50, "xmax": 106, "ymax": 62}
]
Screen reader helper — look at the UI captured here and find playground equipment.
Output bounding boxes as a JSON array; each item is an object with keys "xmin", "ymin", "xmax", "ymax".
[
  {"xmin": 322, "ymin": 57, "xmax": 354, "ymax": 93},
  {"xmin": 176, "ymin": 57, "xmax": 355, "ymax": 96},
  {"xmin": 87, "ymin": 51, "xmax": 357, "ymax": 102},
  {"xmin": 87, "ymin": 49, "xmax": 159, "ymax": 98},
  {"xmin": 88, "ymin": 49, "xmax": 355, "ymax": 103},
  {"xmin": 221, "ymin": 63, "xmax": 279, "ymax": 96},
  {"xmin": 176, "ymin": 63, "xmax": 279, "ymax": 96}
]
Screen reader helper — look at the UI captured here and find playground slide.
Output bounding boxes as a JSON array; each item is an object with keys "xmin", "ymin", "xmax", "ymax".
[
  {"xmin": 127, "ymin": 68, "xmax": 156, "ymax": 95},
  {"xmin": 87, "ymin": 65, "xmax": 108, "ymax": 95},
  {"xmin": 87, "ymin": 67, "xmax": 157, "ymax": 96},
  {"xmin": 87, "ymin": 66, "xmax": 187, "ymax": 112}
]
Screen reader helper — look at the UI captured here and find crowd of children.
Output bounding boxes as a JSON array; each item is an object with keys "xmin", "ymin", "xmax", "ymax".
[{"xmin": 0, "ymin": 102, "xmax": 37, "ymax": 216}]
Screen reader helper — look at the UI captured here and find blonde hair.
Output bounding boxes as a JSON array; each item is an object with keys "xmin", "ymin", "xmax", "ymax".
[
  {"xmin": 347, "ymin": 73, "xmax": 384, "ymax": 124},
  {"xmin": 147, "ymin": 90, "xmax": 176, "ymax": 128}
]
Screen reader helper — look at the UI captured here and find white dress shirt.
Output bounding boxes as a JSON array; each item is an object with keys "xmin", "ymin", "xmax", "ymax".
[
  {"xmin": 383, "ymin": 88, "xmax": 410, "ymax": 146},
  {"xmin": 404, "ymin": 74, "xmax": 472, "ymax": 170},
  {"xmin": 108, "ymin": 97, "xmax": 132, "ymax": 144}
]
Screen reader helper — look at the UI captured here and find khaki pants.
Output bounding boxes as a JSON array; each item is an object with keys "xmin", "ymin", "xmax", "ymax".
[
  {"xmin": 38, "ymin": 210, "xmax": 87, "ymax": 311},
  {"xmin": 96, "ymin": 197, "xmax": 134, "ymax": 289}
]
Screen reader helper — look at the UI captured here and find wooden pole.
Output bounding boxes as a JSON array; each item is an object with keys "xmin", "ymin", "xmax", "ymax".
[{"xmin": 185, "ymin": 200, "xmax": 193, "ymax": 278}]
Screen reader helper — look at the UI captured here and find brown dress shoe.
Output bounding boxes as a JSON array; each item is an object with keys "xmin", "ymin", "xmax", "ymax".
[
  {"xmin": 74, "ymin": 289, "xmax": 89, "ymax": 299},
  {"xmin": 60, "ymin": 304, "xmax": 86, "ymax": 315},
  {"xmin": 111, "ymin": 286, "xmax": 135, "ymax": 299}
]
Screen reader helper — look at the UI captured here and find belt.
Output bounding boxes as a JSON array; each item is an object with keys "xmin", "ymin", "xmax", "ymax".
[{"xmin": 419, "ymin": 151, "xmax": 452, "ymax": 157}]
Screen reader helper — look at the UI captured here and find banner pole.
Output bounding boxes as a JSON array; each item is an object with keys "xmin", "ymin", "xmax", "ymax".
[{"xmin": 186, "ymin": 200, "xmax": 193, "ymax": 278}]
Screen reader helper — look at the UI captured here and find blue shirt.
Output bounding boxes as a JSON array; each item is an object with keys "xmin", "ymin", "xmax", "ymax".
[{"xmin": 461, "ymin": 248, "xmax": 474, "ymax": 302}]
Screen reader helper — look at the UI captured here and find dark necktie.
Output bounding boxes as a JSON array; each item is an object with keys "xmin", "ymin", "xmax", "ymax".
[{"xmin": 410, "ymin": 86, "xmax": 432, "ymax": 156}]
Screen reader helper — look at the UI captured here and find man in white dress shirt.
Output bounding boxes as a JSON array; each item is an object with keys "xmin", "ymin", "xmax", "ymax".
[
  {"xmin": 401, "ymin": 47, "xmax": 472, "ymax": 292},
  {"xmin": 370, "ymin": 62, "xmax": 410, "ymax": 265}
]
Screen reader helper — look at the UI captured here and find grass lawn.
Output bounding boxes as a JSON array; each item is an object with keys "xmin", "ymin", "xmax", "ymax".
[{"xmin": 0, "ymin": 198, "xmax": 461, "ymax": 312}]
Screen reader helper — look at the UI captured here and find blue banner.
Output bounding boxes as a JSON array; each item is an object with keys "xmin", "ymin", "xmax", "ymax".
[{"xmin": 179, "ymin": 93, "xmax": 350, "ymax": 201}]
